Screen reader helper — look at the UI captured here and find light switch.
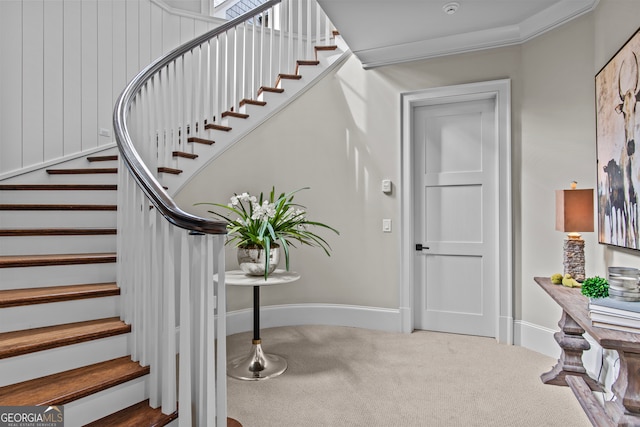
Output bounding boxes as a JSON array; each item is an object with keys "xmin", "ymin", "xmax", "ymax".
[
  {"xmin": 382, "ymin": 219, "xmax": 392, "ymax": 232},
  {"xmin": 381, "ymin": 179, "xmax": 392, "ymax": 194}
]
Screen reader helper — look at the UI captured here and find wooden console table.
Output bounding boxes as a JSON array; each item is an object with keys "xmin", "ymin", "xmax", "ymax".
[{"xmin": 535, "ymin": 277, "xmax": 640, "ymax": 427}]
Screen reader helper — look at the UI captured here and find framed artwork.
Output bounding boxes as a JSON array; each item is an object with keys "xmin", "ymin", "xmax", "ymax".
[{"xmin": 596, "ymin": 27, "xmax": 640, "ymax": 250}]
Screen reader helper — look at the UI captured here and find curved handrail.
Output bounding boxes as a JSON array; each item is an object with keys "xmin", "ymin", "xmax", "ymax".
[{"xmin": 113, "ymin": 0, "xmax": 282, "ymax": 234}]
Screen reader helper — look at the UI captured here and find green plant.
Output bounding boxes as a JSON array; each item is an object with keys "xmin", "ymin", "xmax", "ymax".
[
  {"xmin": 196, "ymin": 187, "xmax": 339, "ymax": 277},
  {"xmin": 581, "ymin": 276, "xmax": 609, "ymax": 299}
]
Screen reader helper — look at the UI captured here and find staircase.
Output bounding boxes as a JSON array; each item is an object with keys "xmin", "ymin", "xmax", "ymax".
[
  {"xmin": 157, "ymin": 42, "xmax": 348, "ymax": 196},
  {"xmin": 0, "ymin": 0, "xmax": 348, "ymax": 427},
  {"xmin": 0, "ymin": 153, "xmax": 177, "ymax": 425}
]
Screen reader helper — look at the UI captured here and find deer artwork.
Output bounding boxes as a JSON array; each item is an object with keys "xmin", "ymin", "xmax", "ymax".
[{"xmin": 610, "ymin": 51, "xmax": 640, "ymax": 248}]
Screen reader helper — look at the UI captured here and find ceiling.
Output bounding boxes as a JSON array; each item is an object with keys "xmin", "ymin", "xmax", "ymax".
[{"xmin": 316, "ymin": 0, "xmax": 599, "ymax": 68}]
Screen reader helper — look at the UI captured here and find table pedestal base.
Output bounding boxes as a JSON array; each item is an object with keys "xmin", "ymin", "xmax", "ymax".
[{"xmin": 227, "ymin": 339, "xmax": 287, "ymax": 381}]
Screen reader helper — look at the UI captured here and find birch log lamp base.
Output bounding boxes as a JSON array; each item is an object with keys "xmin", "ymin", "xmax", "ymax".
[{"xmin": 556, "ymin": 183, "xmax": 594, "ymax": 282}]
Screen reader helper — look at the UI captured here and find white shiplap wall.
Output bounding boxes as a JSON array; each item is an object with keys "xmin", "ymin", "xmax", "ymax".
[{"xmin": 0, "ymin": 0, "xmax": 224, "ymax": 177}]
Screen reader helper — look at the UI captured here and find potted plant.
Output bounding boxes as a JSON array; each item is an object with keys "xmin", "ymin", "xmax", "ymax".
[{"xmin": 197, "ymin": 187, "xmax": 339, "ymax": 279}]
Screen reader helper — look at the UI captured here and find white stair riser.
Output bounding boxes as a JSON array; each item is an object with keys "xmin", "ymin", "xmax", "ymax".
[
  {"xmin": 41, "ymin": 173, "xmax": 119, "ymax": 185},
  {"xmin": 0, "ymin": 334, "xmax": 129, "ymax": 387},
  {"xmin": 0, "ymin": 234, "xmax": 116, "ymax": 256},
  {"xmin": 257, "ymin": 89, "xmax": 287, "ymax": 104},
  {"xmin": 317, "ymin": 48, "xmax": 343, "ymax": 66},
  {"xmin": 0, "ymin": 189, "xmax": 117, "ymax": 205},
  {"xmin": 219, "ymin": 115, "xmax": 252, "ymax": 130},
  {"xmin": 0, "ymin": 210, "xmax": 117, "ymax": 228},
  {"xmin": 0, "ymin": 296, "xmax": 120, "ymax": 332},
  {"xmin": 1, "ymin": 263, "xmax": 116, "ymax": 289},
  {"xmin": 238, "ymin": 102, "xmax": 268, "ymax": 116},
  {"xmin": 0, "ymin": 147, "xmax": 119, "ymax": 184},
  {"xmin": 64, "ymin": 375, "xmax": 149, "ymax": 426}
]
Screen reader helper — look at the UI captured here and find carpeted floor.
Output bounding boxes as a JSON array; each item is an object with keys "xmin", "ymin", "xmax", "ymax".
[{"xmin": 226, "ymin": 325, "xmax": 592, "ymax": 427}]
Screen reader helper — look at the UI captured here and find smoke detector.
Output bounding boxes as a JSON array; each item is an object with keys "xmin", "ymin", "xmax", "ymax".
[{"xmin": 442, "ymin": 2, "xmax": 460, "ymax": 15}]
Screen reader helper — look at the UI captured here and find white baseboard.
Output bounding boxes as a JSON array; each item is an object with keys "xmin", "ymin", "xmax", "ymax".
[
  {"xmin": 225, "ymin": 303, "xmax": 402, "ymax": 336},
  {"xmin": 513, "ymin": 320, "xmax": 560, "ymax": 359}
]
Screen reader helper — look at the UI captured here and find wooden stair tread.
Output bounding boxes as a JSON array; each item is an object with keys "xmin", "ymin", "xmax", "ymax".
[
  {"xmin": 0, "ymin": 253, "xmax": 117, "ymax": 268},
  {"xmin": 257, "ymin": 86, "xmax": 284, "ymax": 95},
  {"xmin": 0, "ymin": 356, "xmax": 147, "ymax": 406},
  {"xmin": 239, "ymin": 98, "xmax": 266, "ymax": 107},
  {"xmin": 221, "ymin": 111, "xmax": 249, "ymax": 119},
  {"xmin": 172, "ymin": 151, "xmax": 198, "ymax": 159},
  {"xmin": 87, "ymin": 155, "xmax": 118, "ymax": 162},
  {"xmin": 46, "ymin": 168, "xmax": 117, "ymax": 174},
  {"xmin": 0, "ymin": 283, "xmax": 119, "ymax": 308},
  {"xmin": 187, "ymin": 136, "xmax": 216, "ymax": 145},
  {"xmin": 315, "ymin": 45, "xmax": 338, "ymax": 51},
  {"xmin": 0, "ymin": 204, "xmax": 116, "ymax": 211},
  {"xmin": 0, "ymin": 184, "xmax": 117, "ymax": 191},
  {"xmin": 204, "ymin": 123, "xmax": 232, "ymax": 132},
  {"xmin": 278, "ymin": 73, "xmax": 302, "ymax": 80},
  {"xmin": 295, "ymin": 60, "xmax": 319, "ymax": 74},
  {"xmin": 0, "ymin": 317, "xmax": 130, "ymax": 359},
  {"xmin": 0, "ymin": 228, "xmax": 117, "ymax": 236},
  {"xmin": 297, "ymin": 60, "xmax": 320, "ymax": 66},
  {"xmin": 157, "ymin": 167, "xmax": 182, "ymax": 175},
  {"xmin": 84, "ymin": 399, "xmax": 177, "ymax": 427}
]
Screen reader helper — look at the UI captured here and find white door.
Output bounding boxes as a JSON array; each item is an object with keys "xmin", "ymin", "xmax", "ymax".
[{"xmin": 413, "ymin": 98, "xmax": 497, "ymax": 337}]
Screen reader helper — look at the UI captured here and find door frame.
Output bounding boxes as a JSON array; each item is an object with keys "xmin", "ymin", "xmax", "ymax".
[{"xmin": 399, "ymin": 79, "xmax": 513, "ymax": 344}]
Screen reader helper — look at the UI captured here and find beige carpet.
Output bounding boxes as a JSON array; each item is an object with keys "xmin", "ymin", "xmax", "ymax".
[{"xmin": 227, "ymin": 325, "xmax": 592, "ymax": 427}]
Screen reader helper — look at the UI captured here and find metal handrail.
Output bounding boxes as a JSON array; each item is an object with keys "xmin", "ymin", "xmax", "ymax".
[{"xmin": 113, "ymin": 0, "xmax": 282, "ymax": 234}]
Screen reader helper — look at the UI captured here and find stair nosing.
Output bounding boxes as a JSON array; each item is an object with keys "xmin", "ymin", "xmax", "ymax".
[
  {"xmin": 83, "ymin": 399, "xmax": 178, "ymax": 427},
  {"xmin": 0, "ymin": 184, "xmax": 117, "ymax": 191},
  {"xmin": 0, "ymin": 253, "xmax": 117, "ymax": 268},
  {"xmin": 86, "ymin": 155, "xmax": 118, "ymax": 162},
  {"xmin": 0, "ymin": 356, "xmax": 148, "ymax": 406},
  {"xmin": 204, "ymin": 123, "xmax": 232, "ymax": 132},
  {"xmin": 0, "ymin": 204, "xmax": 117, "ymax": 211},
  {"xmin": 0, "ymin": 283, "xmax": 120, "ymax": 308},
  {"xmin": 46, "ymin": 168, "xmax": 118, "ymax": 174},
  {"xmin": 0, "ymin": 228, "xmax": 117, "ymax": 237},
  {"xmin": 0, "ymin": 317, "xmax": 131, "ymax": 360},
  {"xmin": 187, "ymin": 137, "xmax": 215, "ymax": 145}
]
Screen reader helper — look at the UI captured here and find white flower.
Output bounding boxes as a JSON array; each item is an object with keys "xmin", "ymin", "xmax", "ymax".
[
  {"xmin": 229, "ymin": 196, "xmax": 238, "ymax": 206},
  {"xmin": 251, "ymin": 201, "xmax": 276, "ymax": 221}
]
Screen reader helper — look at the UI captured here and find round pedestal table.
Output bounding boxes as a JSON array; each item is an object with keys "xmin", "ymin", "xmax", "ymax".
[{"xmin": 225, "ymin": 269, "xmax": 300, "ymax": 381}]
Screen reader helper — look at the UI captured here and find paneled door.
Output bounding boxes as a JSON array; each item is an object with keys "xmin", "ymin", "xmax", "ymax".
[{"xmin": 413, "ymin": 98, "xmax": 498, "ymax": 337}]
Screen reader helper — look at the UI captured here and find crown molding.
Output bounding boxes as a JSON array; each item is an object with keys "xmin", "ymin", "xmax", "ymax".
[{"xmin": 355, "ymin": 0, "xmax": 599, "ymax": 69}]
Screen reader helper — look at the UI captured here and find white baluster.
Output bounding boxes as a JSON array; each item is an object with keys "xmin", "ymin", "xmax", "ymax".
[
  {"xmin": 316, "ymin": 1, "xmax": 321, "ymax": 53},
  {"xmin": 149, "ymin": 210, "xmax": 163, "ymax": 408},
  {"xmin": 178, "ymin": 231, "xmax": 193, "ymax": 426},
  {"xmin": 297, "ymin": 0, "xmax": 302, "ymax": 63},
  {"xmin": 269, "ymin": 6, "xmax": 275, "ymax": 87},
  {"xmin": 287, "ymin": 0, "xmax": 293, "ymax": 74},
  {"xmin": 306, "ymin": 0, "xmax": 312, "ymax": 59},
  {"xmin": 214, "ymin": 236, "xmax": 227, "ymax": 427},
  {"xmin": 161, "ymin": 220, "xmax": 177, "ymax": 414}
]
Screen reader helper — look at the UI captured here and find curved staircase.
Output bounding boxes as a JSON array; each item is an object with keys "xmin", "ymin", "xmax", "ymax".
[
  {"xmin": 0, "ymin": 155, "xmax": 178, "ymax": 425},
  {"xmin": 0, "ymin": 1, "xmax": 349, "ymax": 424}
]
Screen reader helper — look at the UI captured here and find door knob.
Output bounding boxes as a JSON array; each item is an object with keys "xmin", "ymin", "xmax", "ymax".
[{"xmin": 415, "ymin": 244, "xmax": 430, "ymax": 251}]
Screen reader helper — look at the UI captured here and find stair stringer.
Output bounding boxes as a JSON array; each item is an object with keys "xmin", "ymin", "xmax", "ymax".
[{"xmin": 161, "ymin": 47, "xmax": 352, "ymax": 196}]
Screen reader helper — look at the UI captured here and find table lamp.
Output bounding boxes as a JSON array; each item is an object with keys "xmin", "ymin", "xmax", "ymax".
[{"xmin": 555, "ymin": 182, "xmax": 594, "ymax": 282}]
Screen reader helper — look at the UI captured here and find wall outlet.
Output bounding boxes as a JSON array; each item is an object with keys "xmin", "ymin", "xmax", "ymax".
[{"xmin": 99, "ymin": 128, "xmax": 111, "ymax": 137}]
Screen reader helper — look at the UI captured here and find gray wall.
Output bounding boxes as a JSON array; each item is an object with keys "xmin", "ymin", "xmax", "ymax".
[{"xmin": 176, "ymin": 0, "xmax": 640, "ymax": 344}]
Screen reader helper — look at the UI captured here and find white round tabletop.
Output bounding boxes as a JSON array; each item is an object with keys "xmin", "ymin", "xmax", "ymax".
[{"xmin": 222, "ymin": 269, "xmax": 300, "ymax": 287}]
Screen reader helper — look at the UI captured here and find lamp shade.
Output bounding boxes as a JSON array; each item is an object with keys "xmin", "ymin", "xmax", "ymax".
[{"xmin": 555, "ymin": 189, "xmax": 594, "ymax": 232}]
